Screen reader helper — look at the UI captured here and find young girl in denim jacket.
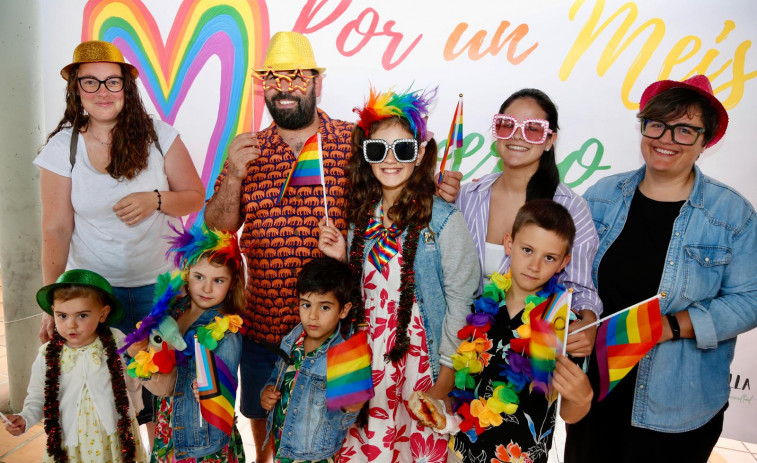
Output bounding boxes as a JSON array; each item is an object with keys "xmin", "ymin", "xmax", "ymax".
[
  {"xmin": 318, "ymin": 86, "xmax": 480, "ymax": 463},
  {"xmin": 127, "ymin": 224, "xmax": 246, "ymax": 462}
]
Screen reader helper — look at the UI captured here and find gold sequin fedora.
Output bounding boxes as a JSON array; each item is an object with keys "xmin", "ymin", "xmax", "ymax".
[
  {"xmin": 254, "ymin": 31, "xmax": 326, "ymax": 74},
  {"xmin": 60, "ymin": 40, "xmax": 138, "ymax": 80}
]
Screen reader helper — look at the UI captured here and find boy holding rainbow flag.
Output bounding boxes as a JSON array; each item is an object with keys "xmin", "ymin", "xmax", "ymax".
[
  {"xmin": 260, "ymin": 257, "xmax": 364, "ymax": 462},
  {"xmin": 448, "ymin": 200, "xmax": 593, "ymax": 463}
]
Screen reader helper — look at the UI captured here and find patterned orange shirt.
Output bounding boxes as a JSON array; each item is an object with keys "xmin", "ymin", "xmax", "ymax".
[{"xmin": 213, "ymin": 110, "xmax": 352, "ymax": 345}]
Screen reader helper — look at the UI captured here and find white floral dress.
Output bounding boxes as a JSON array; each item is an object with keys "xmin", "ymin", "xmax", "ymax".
[
  {"xmin": 339, "ymin": 251, "xmax": 449, "ymax": 463},
  {"xmin": 43, "ymin": 340, "xmax": 147, "ymax": 463}
]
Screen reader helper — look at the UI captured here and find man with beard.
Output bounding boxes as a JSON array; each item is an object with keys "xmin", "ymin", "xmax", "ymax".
[{"xmin": 205, "ymin": 31, "xmax": 461, "ymax": 462}]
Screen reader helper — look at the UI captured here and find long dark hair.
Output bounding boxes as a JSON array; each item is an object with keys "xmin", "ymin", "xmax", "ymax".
[
  {"xmin": 498, "ymin": 88, "xmax": 560, "ymax": 201},
  {"xmin": 345, "ymin": 116, "xmax": 438, "ymax": 229},
  {"xmin": 47, "ymin": 63, "xmax": 158, "ymax": 180}
]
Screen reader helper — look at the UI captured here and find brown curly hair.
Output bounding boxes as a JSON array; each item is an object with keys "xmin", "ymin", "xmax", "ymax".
[
  {"xmin": 345, "ymin": 116, "xmax": 438, "ymax": 229},
  {"xmin": 47, "ymin": 63, "xmax": 158, "ymax": 180}
]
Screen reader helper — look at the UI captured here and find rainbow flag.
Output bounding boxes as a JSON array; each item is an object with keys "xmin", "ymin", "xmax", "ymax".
[
  {"xmin": 277, "ymin": 132, "xmax": 324, "ymax": 204},
  {"xmin": 194, "ymin": 337, "xmax": 236, "ymax": 436},
  {"xmin": 596, "ymin": 296, "xmax": 662, "ymax": 401},
  {"xmin": 529, "ymin": 291, "xmax": 570, "ymax": 394},
  {"xmin": 438, "ymin": 95, "xmax": 463, "ymax": 185},
  {"xmin": 326, "ymin": 331, "xmax": 374, "ymax": 410}
]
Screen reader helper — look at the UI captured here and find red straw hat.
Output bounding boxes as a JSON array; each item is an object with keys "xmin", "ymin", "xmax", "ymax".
[{"xmin": 639, "ymin": 75, "xmax": 728, "ymax": 148}]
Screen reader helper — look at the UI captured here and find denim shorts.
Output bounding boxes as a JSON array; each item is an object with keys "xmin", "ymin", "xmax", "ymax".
[
  {"xmin": 112, "ymin": 284, "xmax": 156, "ymax": 425},
  {"xmin": 239, "ymin": 337, "xmax": 279, "ymax": 419}
]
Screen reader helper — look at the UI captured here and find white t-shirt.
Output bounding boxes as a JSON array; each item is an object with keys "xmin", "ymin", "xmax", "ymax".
[{"xmin": 34, "ymin": 119, "xmax": 180, "ymax": 287}]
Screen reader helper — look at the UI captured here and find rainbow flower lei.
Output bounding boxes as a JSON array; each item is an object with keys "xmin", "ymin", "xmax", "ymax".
[{"xmin": 451, "ymin": 271, "xmax": 567, "ymax": 442}]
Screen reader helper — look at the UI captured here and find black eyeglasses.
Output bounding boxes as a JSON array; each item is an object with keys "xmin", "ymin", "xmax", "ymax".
[
  {"xmin": 639, "ymin": 118, "xmax": 705, "ymax": 146},
  {"xmin": 362, "ymin": 139, "xmax": 418, "ymax": 164},
  {"xmin": 77, "ymin": 76, "xmax": 125, "ymax": 93}
]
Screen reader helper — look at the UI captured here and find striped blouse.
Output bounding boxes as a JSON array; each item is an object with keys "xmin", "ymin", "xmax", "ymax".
[{"xmin": 455, "ymin": 172, "xmax": 602, "ymax": 317}]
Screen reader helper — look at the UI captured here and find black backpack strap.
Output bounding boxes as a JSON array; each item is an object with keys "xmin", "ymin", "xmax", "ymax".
[
  {"xmin": 69, "ymin": 129, "xmax": 79, "ymax": 168},
  {"xmin": 155, "ymin": 135, "xmax": 164, "ymax": 157}
]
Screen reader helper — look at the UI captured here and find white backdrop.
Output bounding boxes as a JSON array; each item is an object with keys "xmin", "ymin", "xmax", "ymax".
[{"xmin": 39, "ymin": 0, "xmax": 757, "ymax": 442}]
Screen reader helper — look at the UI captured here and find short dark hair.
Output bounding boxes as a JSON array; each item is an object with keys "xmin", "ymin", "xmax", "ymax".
[
  {"xmin": 296, "ymin": 257, "xmax": 354, "ymax": 306},
  {"xmin": 512, "ymin": 199, "xmax": 576, "ymax": 253},
  {"xmin": 638, "ymin": 88, "xmax": 720, "ymax": 147},
  {"xmin": 52, "ymin": 285, "xmax": 109, "ymax": 307}
]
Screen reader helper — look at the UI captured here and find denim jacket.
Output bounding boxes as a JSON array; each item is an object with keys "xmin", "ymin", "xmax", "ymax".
[
  {"xmin": 350, "ymin": 197, "xmax": 480, "ymax": 378},
  {"xmin": 264, "ymin": 324, "xmax": 359, "ymax": 460},
  {"xmin": 584, "ymin": 166, "xmax": 757, "ymax": 432},
  {"xmin": 171, "ymin": 307, "xmax": 242, "ymax": 458}
]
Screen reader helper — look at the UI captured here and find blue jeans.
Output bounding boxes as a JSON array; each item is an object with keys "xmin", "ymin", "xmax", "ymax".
[
  {"xmin": 239, "ymin": 337, "xmax": 279, "ymax": 419},
  {"xmin": 112, "ymin": 284, "xmax": 156, "ymax": 425}
]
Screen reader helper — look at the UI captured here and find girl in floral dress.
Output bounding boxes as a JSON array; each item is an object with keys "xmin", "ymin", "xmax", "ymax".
[
  {"xmin": 126, "ymin": 224, "xmax": 246, "ymax": 462},
  {"xmin": 318, "ymin": 86, "xmax": 480, "ymax": 463}
]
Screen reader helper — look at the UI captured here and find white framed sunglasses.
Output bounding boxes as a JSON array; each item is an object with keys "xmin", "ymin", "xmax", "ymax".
[
  {"xmin": 362, "ymin": 138, "xmax": 419, "ymax": 164},
  {"xmin": 492, "ymin": 114, "xmax": 554, "ymax": 145}
]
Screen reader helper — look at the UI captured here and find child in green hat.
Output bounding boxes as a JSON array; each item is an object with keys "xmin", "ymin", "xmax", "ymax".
[{"xmin": 3, "ymin": 269, "xmax": 146, "ymax": 462}]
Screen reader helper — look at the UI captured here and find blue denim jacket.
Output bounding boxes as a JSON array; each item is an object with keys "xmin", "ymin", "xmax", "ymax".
[
  {"xmin": 584, "ymin": 166, "xmax": 757, "ymax": 432},
  {"xmin": 351, "ymin": 197, "xmax": 480, "ymax": 379},
  {"xmin": 171, "ymin": 307, "xmax": 242, "ymax": 458},
  {"xmin": 264, "ymin": 324, "xmax": 359, "ymax": 460}
]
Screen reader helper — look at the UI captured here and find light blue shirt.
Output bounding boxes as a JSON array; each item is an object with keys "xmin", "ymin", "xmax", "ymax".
[{"xmin": 584, "ymin": 166, "xmax": 757, "ymax": 432}]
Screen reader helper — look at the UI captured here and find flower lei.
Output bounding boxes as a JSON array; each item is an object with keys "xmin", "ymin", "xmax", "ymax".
[
  {"xmin": 451, "ymin": 271, "xmax": 565, "ymax": 442},
  {"xmin": 44, "ymin": 324, "xmax": 136, "ymax": 462},
  {"xmin": 126, "ymin": 313, "xmax": 243, "ymax": 378},
  {"xmin": 349, "ymin": 198, "xmax": 422, "ymax": 362}
]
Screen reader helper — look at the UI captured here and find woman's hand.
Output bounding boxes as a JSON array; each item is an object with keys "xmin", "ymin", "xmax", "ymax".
[
  {"xmin": 566, "ymin": 310, "xmax": 598, "ymax": 357},
  {"xmin": 113, "ymin": 191, "xmax": 159, "ymax": 225},
  {"xmin": 4, "ymin": 415, "xmax": 26, "ymax": 436},
  {"xmin": 318, "ymin": 217, "xmax": 347, "ymax": 262},
  {"xmin": 39, "ymin": 314, "xmax": 56, "ymax": 343},
  {"xmin": 436, "ymin": 170, "xmax": 462, "ymax": 203},
  {"xmin": 126, "ymin": 339, "xmax": 149, "ymax": 358},
  {"xmin": 260, "ymin": 384, "xmax": 281, "ymax": 411}
]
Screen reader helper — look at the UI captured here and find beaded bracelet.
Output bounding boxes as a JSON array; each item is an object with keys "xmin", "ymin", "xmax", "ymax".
[{"xmin": 154, "ymin": 189, "xmax": 162, "ymax": 211}]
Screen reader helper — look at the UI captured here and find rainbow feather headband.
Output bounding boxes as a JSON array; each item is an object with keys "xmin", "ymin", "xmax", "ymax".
[
  {"xmin": 167, "ymin": 223, "xmax": 242, "ymax": 273},
  {"xmin": 353, "ymin": 86, "xmax": 437, "ymax": 140}
]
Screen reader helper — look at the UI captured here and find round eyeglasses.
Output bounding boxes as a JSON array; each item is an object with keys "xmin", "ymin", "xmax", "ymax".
[
  {"xmin": 363, "ymin": 139, "xmax": 418, "ymax": 164},
  {"xmin": 492, "ymin": 114, "xmax": 553, "ymax": 145},
  {"xmin": 77, "ymin": 76, "xmax": 125, "ymax": 93},
  {"xmin": 639, "ymin": 118, "xmax": 705, "ymax": 146}
]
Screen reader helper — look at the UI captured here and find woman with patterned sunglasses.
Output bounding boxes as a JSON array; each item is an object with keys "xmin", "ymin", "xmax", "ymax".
[{"xmin": 456, "ymin": 88, "xmax": 602, "ymax": 357}]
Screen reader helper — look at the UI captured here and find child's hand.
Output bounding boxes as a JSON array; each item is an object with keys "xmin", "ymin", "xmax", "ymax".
[
  {"xmin": 342, "ymin": 401, "xmax": 366, "ymax": 413},
  {"xmin": 260, "ymin": 385, "xmax": 281, "ymax": 411},
  {"xmin": 5, "ymin": 415, "xmax": 26, "ymax": 436},
  {"xmin": 192, "ymin": 379, "xmax": 200, "ymax": 402},
  {"xmin": 552, "ymin": 354, "xmax": 593, "ymax": 405},
  {"xmin": 126, "ymin": 339, "xmax": 149, "ymax": 358},
  {"xmin": 566, "ymin": 310, "xmax": 598, "ymax": 357},
  {"xmin": 317, "ymin": 217, "xmax": 347, "ymax": 262}
]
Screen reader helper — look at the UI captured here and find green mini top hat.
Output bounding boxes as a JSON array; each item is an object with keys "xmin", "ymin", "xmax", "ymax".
[{"xmin": 36, "ymin": 269, "xmax": 124, "ymax": 325}]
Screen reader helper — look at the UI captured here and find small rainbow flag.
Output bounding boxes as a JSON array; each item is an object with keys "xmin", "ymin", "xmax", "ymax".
[
  {"xmin": 194, "ymin": 337, "xmax": 237, "ymax": 436},
  {"xmin": 438, "ymin": 94, "xmax": 463, "ymax": 185},
  {"xmin": 277, "ymin": 132, "xmax": 324, "ymax": 204},
  {"xmin": 326, "ymin": 331, "xmax": 374, "ymax": 410},
  {"xmin": 529, "ymin": 291, "xmax": 570, "ymax": 394},
  {"xmin": 596, "ymin": 296, "xmax": 662, "ymax": 401}
]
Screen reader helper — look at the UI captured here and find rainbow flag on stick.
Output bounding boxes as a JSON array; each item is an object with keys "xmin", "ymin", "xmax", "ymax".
[
  {"xmin": 326, "ymin": 330, "xmax": 374, "ymax": 410},
  {"xmin": 595, "ymin": 295, "xmax": 662, "ymax": 401},
  {"xmin": 277, "ymin": 133, "xmax": 327, "ymax": 213},
  {"xmin": 438, "ymin": 94, "xmax": 463, "ymax": 185},
  {"xmin": 194, "ymin": 337, "xmax": 237, "ymax": 436},
  {"xmin": 529, "ymin": 291, "xmax": 571, "ymax": 394}
]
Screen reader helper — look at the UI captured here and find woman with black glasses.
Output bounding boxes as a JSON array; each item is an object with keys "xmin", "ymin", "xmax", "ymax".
[
  {"xmin": 33, "ymin": 40, "xmax": 204, "ymax": 441},
  {"xmin": 564, "ymin": 75, "xmax": 757, "ymax": 462},
  {"xmin": 456, "ymin": 89, "xmax": 602, "ymax": 355}
]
